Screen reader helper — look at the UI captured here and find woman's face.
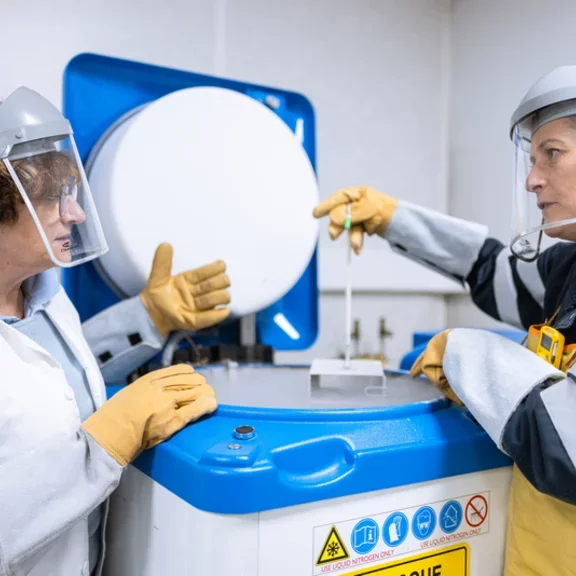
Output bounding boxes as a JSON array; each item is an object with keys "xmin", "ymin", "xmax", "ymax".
[
  {"xmin": 527, "ymin": 118, "xmax": 576, "ymax": 240},
  {"xmin": 31, "ymin": 183, "xmax": 87, "ymax": 264},
  {"xmin": 0, "ymin": 181, "xmax": 86, "ymax": 273}
]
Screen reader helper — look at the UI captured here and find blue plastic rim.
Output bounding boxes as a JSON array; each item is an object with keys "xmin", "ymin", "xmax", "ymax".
[
  {"xmin": 105, "ymin": 377, "xmax": 512, "ymax": 516},
  {"xmin": 61, "ymin": 52, "xmax": 319, "ymax": 351}
]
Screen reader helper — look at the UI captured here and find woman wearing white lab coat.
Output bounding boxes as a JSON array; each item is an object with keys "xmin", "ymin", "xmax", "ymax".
[
  {"xmin": 0, "ymin": 87, "xmax": 231, "ymax": 576},
  {"xmin": 314, "ymin": 66, "xmax": 576, "ymax": 575}
]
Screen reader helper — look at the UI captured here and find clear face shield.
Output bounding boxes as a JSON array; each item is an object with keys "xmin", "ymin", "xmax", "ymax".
[
  {"xmin": 511, "ymin": 124, "xmax": 544, "ymax": 262},
  {"xmin": 511, "ymin": 101, "xmax": 576, "ymax": 262},
  {"xmin": 2, "ymin": 135, "xmax": 108, "ymax": 267}
]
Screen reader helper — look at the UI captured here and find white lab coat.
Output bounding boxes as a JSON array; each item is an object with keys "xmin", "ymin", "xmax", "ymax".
[{"xmin": 0, "ymin": 287, "xmax": 123, "ymax": 576}]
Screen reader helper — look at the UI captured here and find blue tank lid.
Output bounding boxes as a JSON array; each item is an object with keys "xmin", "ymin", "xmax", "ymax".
[{"xmin": 107, "ymin": 366, "xmax": 511, "ymax": 515}]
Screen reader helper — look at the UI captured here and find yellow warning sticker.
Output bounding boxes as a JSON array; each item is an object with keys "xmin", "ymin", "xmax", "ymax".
[
  {"xmin": 316, "ymin": 526, "xmax": 350, "ymax": 565},
  {"xmin": 341, "ymin": 543, "xmax": 469, "ymax": 575}
]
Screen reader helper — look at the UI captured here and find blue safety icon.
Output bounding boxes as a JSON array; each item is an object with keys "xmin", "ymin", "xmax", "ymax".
[
  {"xmin": 439, "ymin": 500, "xmax": 463, "ymax": 534},
  {"xmin": 351, "ymin": 518, "xmax": 379, "ymax": 554},
  {"xmin": 382, "ymin": 512, "xmax": 409, "ymax": 547},
  {"xmin": 411, "ymin": 506, "xmax": 436, "ymax": 540}
]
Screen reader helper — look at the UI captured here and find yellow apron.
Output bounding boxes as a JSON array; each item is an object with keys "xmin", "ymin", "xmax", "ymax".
[{"xmin": 504, "ymin": 323, "xmax": 576, "ymax": 575}]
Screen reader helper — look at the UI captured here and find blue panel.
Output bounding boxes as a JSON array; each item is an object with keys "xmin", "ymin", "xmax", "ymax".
[
  {"xmin": 106, "ymin": 372, "xmax": 512, "ymax": 515},
  {"xmin": 61, "ymin": 53, "xmax": 318, "ymax": 350}
]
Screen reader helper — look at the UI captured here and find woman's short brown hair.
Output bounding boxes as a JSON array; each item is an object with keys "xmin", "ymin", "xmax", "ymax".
[{"xmin": 0, "ymin": 151, "xmax": 79, "ymax": 225}]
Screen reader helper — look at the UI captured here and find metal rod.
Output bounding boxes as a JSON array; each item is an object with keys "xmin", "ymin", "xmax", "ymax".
[{"xmin": 344, "ymin": 204, "xmax": 352, "ymax": 368}]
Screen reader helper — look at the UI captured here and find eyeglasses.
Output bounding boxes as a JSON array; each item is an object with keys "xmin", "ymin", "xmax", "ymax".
[{"xmin": 47, "ymin": 176, "xmax": 79, "ymax": 217}]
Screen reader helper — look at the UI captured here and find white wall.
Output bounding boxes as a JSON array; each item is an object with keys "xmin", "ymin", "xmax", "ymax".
[
  {"xmin": 220, "ymin": 0, "xmax": 455, "ymax": 286},
  {"xmin": 447, "ymin": 0, "xmax": 576, "ymax": 328},
  {"xmin": 218, "ymin": 0, "xmax": 455, "ymax": 366},
  {"xmin": 0, "ymin": 0, "xmax": 217, "ymax": 103},
  {"xmin": 1, "ymin": 0, "xmax": 454, "ymax": 368}
]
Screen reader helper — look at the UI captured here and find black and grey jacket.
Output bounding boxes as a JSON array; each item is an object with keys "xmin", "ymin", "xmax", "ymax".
[{"xmin": 385, "ymin": 200, "xmax": 576, "ymax": 506}]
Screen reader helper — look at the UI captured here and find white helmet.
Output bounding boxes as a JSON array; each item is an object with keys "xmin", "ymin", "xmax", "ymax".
[
  {"xmin": 510, "ymin": 66, "xmax": 576, "ymax": 261},
  {"xmin": 0, "ymin": 87, "xmax": 108, "ymax": 267}
]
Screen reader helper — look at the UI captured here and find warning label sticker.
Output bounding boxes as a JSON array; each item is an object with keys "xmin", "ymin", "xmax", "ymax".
[
  {"xmin": 464, "ymin": 495, "xmax": 488, "ymax": 528},
  {"xmin": 317, "ymin": 526, "xmax": 350, "ymax": 565},
  {"xmin": 340, "ymin": 543, "xmax": 470, "ymax": 576},
  {"xmin": 313, "ymin": 493, "xmax": 488, "ymax": 574}
]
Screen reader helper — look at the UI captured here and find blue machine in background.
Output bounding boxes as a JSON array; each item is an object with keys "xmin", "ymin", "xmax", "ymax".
[
  {"xmin": 60, "ymin": 53, "xmax": 513, "ymax": 576},
  {"xmin": 62, "ymin": 52, "xmax": 318, "ymax": 354}
]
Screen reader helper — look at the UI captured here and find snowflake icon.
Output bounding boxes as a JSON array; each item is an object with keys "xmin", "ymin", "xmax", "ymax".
[{"xmin": 327, "ymin": 542, "xmax": 341, "ymax": 557}]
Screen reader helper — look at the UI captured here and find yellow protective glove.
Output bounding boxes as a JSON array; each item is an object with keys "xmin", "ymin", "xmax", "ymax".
[
  {"xmin": 82, "ymin": 364, "xmax": 217, "ymax": 467},
  {"xmin": 409, "ymin": 330, "xmax": 464, "ymax": 407},
  {"xmin": 140, "ymin": 243, "xmax": 231, "ymax": 337},
  {"xmin": 312, "ymin": 186, "xmax": 398, "ymax": 254}
]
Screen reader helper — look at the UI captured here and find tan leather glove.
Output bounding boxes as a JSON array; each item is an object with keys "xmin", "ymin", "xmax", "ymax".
[
  {"xmin": 409, "ymin": 330, "xmax": 464, "ymax": 407},
  {"xmin": 312, "ymin": 186, "xmax": 398, "ymax": 254},
  {"xmin": 82, "ymin": 364, "xmax": 217, "ymax": 466},
  {"xmin": 140, "ymin": 243, "xmax": 231, "ymax": 337}
]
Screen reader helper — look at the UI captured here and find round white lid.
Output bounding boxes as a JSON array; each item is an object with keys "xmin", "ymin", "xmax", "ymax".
[{"xmin": 88, "ymin": 87, "xmax": 319, "ymax": 317}]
